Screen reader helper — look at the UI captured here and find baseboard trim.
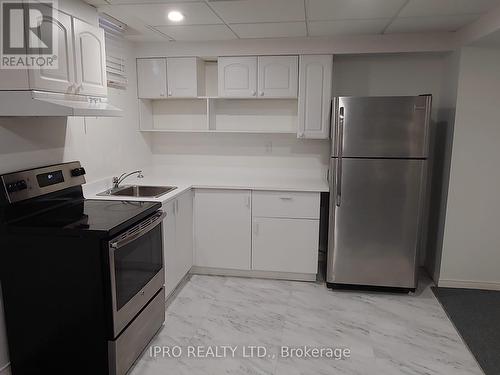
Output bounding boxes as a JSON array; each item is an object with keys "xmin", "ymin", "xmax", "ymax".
[
  {"xmin": 165, "ymin": 272, "xmax": 191, "ymax": 308},
  {"xmin": 0, "ymin": 363, "xmax": 11, "ymax": 375},
  {"xmin": 190, "ymin": 266, "xmax": 316, "ymax": 282},
  {"xmin": 438, "ymin": 279, "xmax": 500, "ymax": 291}
]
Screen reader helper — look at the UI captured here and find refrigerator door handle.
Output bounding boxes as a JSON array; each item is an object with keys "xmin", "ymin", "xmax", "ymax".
[{"xmin": 336, "ymin": 107, "xmax": 344, "ymax": 207}]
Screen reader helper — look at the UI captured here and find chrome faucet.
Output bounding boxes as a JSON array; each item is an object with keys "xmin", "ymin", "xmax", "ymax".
[{"xmin": 112, "ymin": 170, "xmax": 144, "ymax": 189}]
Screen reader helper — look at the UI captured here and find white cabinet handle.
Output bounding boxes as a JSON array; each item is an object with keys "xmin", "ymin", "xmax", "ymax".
[
  {"xmin": 252, "ymin": 91, "xmax": 256, "ymax": 96},
  {"xmin": 298, "ymin": 131, "xmax": 304, "ymax": 138},
  {"xmin": 279, "ymin": 196, "xmax": 293, "ymax": 200},
  {"xmin": 246, "ymin": 196, "xmax": 251, "ymax": 209},
  {"xmin": 168, "ymin": 91, "xmax": 172, "ymax": 96},
  {"xmin": 253, "ymin": 222, "xmax": 259, "ymax": 236},
  {"xmin": 260, "ymin": 91, "xmax": 264, "ymax": 96},
  {"xmin": 160, "ymin": 92, "xmax": 165, "ymax": 97}
]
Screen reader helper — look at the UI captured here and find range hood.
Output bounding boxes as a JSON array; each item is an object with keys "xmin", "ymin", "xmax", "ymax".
[{"xmin": 0, "ymin": 91, "xmax": 122, "ymax": 117}]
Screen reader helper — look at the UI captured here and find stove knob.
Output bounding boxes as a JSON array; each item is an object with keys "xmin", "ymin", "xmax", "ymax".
[
  {"xmin": 71, "ymin": 167, "xmax": 86, "ymax": 177},
  {"xmin": 6, "ymin": 180, "xmax": 27, "ymax": 193},
  {"xmin": 17, "ymin": 180, "xmax": 27, "ymax": 190}
]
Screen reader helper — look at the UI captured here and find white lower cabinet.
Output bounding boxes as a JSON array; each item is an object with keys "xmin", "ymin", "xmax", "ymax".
[
  {"xmin": 252, "ymin": 217, "xmax": 319, "ymax": 274},
  {"xmin": 163, "ymin": 190, "xmax": 194, "ymax": 298},
  {"xmin": 193, "ymin": 188, "xmax": 320, "ymax": 279},
  {"xmin": 163, "ymin": 200, "xmax": 176, "ymax": 297},
  {"xmin": 194, "ymin": 189, "xmax": 251, "ymax": 270},
  {"xmin": 176, "ymin": 190, "xmax": 194, "ymax": 279}
]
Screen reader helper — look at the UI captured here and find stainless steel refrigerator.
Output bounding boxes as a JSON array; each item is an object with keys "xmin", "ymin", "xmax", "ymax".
[{"xmin": 327, "ymin": 95, "xmax": 432, "ymax": 291}]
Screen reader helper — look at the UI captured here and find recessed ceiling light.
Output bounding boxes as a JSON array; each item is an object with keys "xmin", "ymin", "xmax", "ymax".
[{"xmin": 168, "ymin": 11, "xmax": 184, "ymax": 22}]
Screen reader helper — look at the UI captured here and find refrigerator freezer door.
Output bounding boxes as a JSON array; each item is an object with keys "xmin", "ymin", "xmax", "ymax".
[
  {"xmin": 327, "ymin": 158, "xmax": 426, "ymax": 288},
  {"xmin": 334, "ymin": 96, "xmax": 431, "ymax": 158}
]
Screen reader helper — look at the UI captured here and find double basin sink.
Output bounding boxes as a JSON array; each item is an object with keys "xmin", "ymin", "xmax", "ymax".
[{"xmin": 98, "ymin": 185, "xmax": 177, "ymax": 198}]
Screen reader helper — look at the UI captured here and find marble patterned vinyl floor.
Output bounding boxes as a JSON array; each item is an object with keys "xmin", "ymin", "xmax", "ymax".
[{"xmin": 130, "ymin": 275, "xmax": 483, "ymax": 375}]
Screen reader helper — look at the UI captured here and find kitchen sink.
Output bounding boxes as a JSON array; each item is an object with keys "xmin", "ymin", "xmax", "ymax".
[{"xmin": 98, "ymin": 185, "xmax": 177, "ymax": 198}]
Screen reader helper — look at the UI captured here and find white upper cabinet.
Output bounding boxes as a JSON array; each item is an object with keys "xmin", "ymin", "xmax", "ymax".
[
  {"xmin": 218, "ymin": 56, "xmax": 299, "ymax": 99},
  {"xmin": 298, "ymin": 55, "xmax": 333, "ymax": 139},
  {"xmin": 73, "ymin": 18, "xmax": 107, "ymax": 97},
  {"xmin": 194, "ymin": 189, "xmax": 251, "ymax": 270},
  {"xmin": 167, "ymin": 57, "xmax": 205, "ymax": 98},
  {"xmin": 28, "ymin": 10, "xmax": 75, "ymax": 94},
  {"xmin": 137, "ymin": 58, "xmax": 167, "ymax": 99},
  {"xmin": 137, "ymin": 57, "xmax": 204, "ymax": 99},
  {"xmin": 218, "ymin": 56, "xmax": 257, "ymax": 98},
  {"xmin": 2, "ymin": 10, "xmax": 108, "ymax": 97},
  {"xmin": 258, "ymin": 56, "xmax": 298, "ymax": 98}
]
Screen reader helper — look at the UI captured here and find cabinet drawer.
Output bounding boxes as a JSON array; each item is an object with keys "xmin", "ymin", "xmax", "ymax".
[{"xmin": 252, "ymin": 191, "xmax": 320, "ymax": 219}]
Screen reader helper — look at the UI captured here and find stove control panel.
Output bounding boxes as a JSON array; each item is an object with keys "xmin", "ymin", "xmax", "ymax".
[{"xmin": 0, "ymin": 161, "xmax": 86, "ymax": 204}]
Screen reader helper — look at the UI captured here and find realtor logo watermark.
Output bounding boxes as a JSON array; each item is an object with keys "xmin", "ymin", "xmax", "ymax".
[{"xmin": 1, "ymin": 0, "xmax": 58, "ymax": 69}]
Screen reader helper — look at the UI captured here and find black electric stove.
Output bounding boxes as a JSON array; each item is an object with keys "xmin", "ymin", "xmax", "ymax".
[
  {"xmin": 10, "ymin": 198, "xmax": 159, "ymax": 235},
  {"xmin": 0, "ymin": 162, "xmax": 165, "ymax": 375}
]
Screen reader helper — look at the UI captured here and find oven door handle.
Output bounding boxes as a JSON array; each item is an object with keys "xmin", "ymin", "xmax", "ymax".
[{"xmin": 109, "ymin": 211, "xmax": 166, "ymax": 250}]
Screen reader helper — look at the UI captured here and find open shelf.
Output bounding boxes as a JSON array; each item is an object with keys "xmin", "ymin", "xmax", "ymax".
[{"xmin": 139, "ymin": 97, "xmax": 298, "ymax": 134}]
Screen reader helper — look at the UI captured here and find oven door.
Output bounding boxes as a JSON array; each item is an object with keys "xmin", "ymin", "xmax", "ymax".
[{"xmin": 108, "ymin": 210, "xmax": 166, "ymax": 337}]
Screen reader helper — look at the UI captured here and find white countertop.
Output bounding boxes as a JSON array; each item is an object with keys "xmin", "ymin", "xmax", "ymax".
[{"xmin": 83, "ymin": 167, "xmax": 329, "ymax": 204}]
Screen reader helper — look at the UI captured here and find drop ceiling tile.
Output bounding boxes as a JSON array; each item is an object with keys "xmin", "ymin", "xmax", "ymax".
[
  {"xmin": 154, "ymin": 24, "xmax": 237, "ymax": 41},
  {"xmin": 399, "ymin": 0, "xmax": 500, "ymax": 17},
  {"xmin": 208, "ymin": 0, "xmax": 305, "ymax": 23},
  {"xmin": 306, "ymin": 0, "xmax": 407, "ymax": 21},
  {"xmin": 231, "ymin": 22, "xmax": 307, "ymax": 39},
  {"xmin": 308, "ymin": 19, "xmax": 390, "ymax": 36},
  {"xmin": 116, "ymin": 2, "xmax": 222, "ymax": 26},
  {"xmin": 386, "ymin": 14, "xmax": 480, "ymax": 33}
]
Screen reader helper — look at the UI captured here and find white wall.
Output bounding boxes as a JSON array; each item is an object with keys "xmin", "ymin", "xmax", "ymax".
[
  {"xmin": 0, "ymin": 41, "xmax": 148, "ymax": 373},
  {"xmin": 439, "ymin": 46, "xmax": 500, "ymax": 290},
  {"xmin": 333, "ymin": 53, "xmax": 448, "ymax": 120},
  {"xmin": 151, "ymin": 132, "xmax": 329, "ymax": 180},
  {"xmin": 425, "ymin": 51, "xmax": 461, "ymax": 282}
]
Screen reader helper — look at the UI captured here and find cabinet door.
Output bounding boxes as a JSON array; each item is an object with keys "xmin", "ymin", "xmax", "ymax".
[
  {"xmin": 194, "ymin": 189, "xmax": 251, "ymax": 270},
  {"xmin": 163, "ymin": 200, "xmax": 177, "ymax": 298},
  {"xmin": 258, "ymin": 56, "xmax": 298, "ymax": 98},
  {"xmin": 73, "ymin": 18, "xmax": 107, "ymax": 96},
  {"xmin": 167, "ymin": 57, "xmax": 203, "ymax": 98},
  {"xmin": 298, "ymin": 55, "xmax": 333, "ymax": 139},
  {"xmin": 218, "ymin": 57, "xmax": 257, "ymax": 98},
  {"xmin": 28, "ymin": 10, "xmax": 75, "ymax": 93},
  {"xmin": 176, "ymin": 190, "xmax": 194, "ymax": 279},
  {"xmin": 252, "ymin": 217, "xmax": 319, "ymax": 274},
  {"xmin": 137, "ymin": 58, "xmax": 167, "ymax": 99}
]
